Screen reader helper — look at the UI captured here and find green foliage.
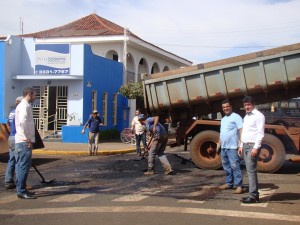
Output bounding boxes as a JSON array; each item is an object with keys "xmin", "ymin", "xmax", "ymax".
[
  {"xmin": 118, "ymin": 82, "xmax": 143, "ymax": 99},
  {"xmin": 99, "ymin": 129, "xmax": 119, "ymax": 140}
]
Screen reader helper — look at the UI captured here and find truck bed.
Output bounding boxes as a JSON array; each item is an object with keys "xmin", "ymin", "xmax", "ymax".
[{"xmin": 143, "ymin": 43, "xmax": 300, "ymax": 120}]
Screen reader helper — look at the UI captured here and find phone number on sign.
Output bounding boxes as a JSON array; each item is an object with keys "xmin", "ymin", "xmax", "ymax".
[{"xmin": 35, "ymin": 69, "xmax": 69, "ymax": 74}]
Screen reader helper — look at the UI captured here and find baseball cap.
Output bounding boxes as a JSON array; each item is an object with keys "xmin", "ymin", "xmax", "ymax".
[
  {"xmin": 16, "ymin": 96, "xmax": 23, "ymax": 102},
  {"xmin": 138, "ymin": 114, "xmax": 146, "ymax": 120},
  {"xmin": 93, "ymin": 110, "xmax": 98, "ymax": 114}
]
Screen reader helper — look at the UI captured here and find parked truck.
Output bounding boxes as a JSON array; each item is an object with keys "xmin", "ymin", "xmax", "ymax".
[{"xmin": 142, "ymin": 43, "xmax": 300, "ymax": 173}]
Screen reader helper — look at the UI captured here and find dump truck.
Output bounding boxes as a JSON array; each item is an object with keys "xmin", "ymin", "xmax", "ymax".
[{"xmin": 142, "ymin": 43, "xmax": 300, "ymax": 173}]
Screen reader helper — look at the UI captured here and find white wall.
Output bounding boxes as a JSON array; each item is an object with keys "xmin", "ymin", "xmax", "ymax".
[
  {"xmin": 4, "ymin": 36, "xmax": 23, "ymax": 117},
  {"xmin": 70, "ymin": 44, "xmax": 84, "ymax": 76},
  {"xmin": 22, "ymin": 38, "xmax": 35, "ymax": 74},
  {"xmin": 67, "ymin": 81, "xmax": 84, "ymax": 123}
]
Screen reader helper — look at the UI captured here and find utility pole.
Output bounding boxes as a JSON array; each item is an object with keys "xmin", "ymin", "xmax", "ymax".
[{"xmin": 20, "ymin": 17, "xmax": 24, "ymax": 35}]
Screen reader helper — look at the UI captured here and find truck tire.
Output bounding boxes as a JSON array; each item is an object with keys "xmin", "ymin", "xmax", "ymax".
[
  {"xmin": 257, "ymin": 133, "xmax": 286, "ymax": 173},
  {"xmin": 190, "ymin": 131, "xmax": 222, "ymax": 170}
]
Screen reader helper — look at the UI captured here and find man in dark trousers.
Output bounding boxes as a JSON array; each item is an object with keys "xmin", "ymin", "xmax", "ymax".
[
  {"xmin": 83, "ymin": 110, "xmax": 103, "ymax": 156},
  {"xmin": 139, "ymin": 114, "xmax": 173, "ymax": 175},
  {"xmin": 239, "ymin": 96, "xmax": 265, "ymax": 204}
]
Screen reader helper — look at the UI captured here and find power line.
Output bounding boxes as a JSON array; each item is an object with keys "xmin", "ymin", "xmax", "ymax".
[{"xmin": 154, "ymin": 44, "xmax": 278, "ymax": 48}]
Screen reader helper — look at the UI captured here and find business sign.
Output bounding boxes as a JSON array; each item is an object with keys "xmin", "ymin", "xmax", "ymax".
[{"xmin": 35, "ymin": 44, "xmax": 70, "ymax": 75}]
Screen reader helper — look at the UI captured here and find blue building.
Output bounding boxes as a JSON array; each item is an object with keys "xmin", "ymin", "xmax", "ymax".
[
  {"xmin": 0, "ymin": 36, "xmax": 128, "ymax": 143},
  {"xmin": 0, "ymin": 14, "xmax": 192, "ymax": 144}
]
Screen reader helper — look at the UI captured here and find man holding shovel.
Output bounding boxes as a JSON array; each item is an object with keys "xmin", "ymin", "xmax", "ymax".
[{"xmin": 138, "ymin": 114, "xmax": 173, "ymax": 175}]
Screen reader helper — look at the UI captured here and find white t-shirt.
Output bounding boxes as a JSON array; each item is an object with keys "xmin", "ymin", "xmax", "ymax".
[{"xmin": 131, "ymin": 116, "xmax": 146, "ymax": 135}]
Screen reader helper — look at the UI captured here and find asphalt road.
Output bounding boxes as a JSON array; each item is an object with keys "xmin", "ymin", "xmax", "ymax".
[{"xmin": 0, "ymin": 149, "xmax": 300, "ymax": 225}]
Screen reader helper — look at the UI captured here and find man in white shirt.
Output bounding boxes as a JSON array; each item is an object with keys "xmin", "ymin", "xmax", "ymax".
[
  {"xmin": 15, "ymin": 87, "xmax": 37, "ymax": 199},
  {"xmin": 131, "ymin": 109, "xmax": 146, "ymax": 156},
  {"xmin": 238, "ymin": 96, "xmax": 265, "ymax": 204}
]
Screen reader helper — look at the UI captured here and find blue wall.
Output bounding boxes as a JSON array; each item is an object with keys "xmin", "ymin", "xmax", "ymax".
[
  {"xmin": 0, "ymin": 42, "xmax": 5, "ymax": 123},
  {"xmin": 62, "ymin": 125, "xmax": 88, "ymax": 143},
  {"xmin": 82, "ymin": 45, "xmax": 128, "ymax": 132}
]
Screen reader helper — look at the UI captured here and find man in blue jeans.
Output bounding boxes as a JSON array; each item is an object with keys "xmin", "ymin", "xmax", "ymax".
[
  {"xmin": 239, "ymin": 96, "xmax": 265, "ymax": 204},
  {"xmin": 218, "ymin": 99, "xmax": 244, "ymax": 194},
  {"xmin": 15, "ymin": 87, "xmax": 37, "ymax": 199},
  {"xmin": 4, "ymin": 96, "xmax": 23, "ymax": 189}
]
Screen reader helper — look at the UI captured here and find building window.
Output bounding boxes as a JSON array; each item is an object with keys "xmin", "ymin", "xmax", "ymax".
[
  {"xmin": 102, "ymin": 92, "xmax": 108, "ymax": 125},
  {"xmin": 92, "ymin": 90, "xmax": 97, "ymax": 111},
  {"xmin": 113, "ymin": 54, "xmax": 118, "ymax": 61},
  {"xmin": 113, "ymin": 93, "xmax": 117, "ymax": 125},
  {"xmin": 127, "ymin": 71, "xmax": 135, "ymax": 83}
]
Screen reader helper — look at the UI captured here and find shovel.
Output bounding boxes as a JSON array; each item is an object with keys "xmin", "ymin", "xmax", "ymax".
[
  {"xmin": 133, "ymin": 135, "xmax": 154, "ymax": 161},
  {"xmin": 32, "ymin": 163, "xmax": 55, "ymax": 184}
]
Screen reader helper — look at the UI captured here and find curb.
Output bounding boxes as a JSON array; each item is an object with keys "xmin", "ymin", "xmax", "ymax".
[{"xmin": 32, "ymin": 148, "xmax": 136, "ymax": 156}]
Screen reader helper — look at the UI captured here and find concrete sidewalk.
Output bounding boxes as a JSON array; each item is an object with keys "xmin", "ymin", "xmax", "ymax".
[{"xmin": 33, "ymin": 141, "xmax": 136, "ymax": 156}]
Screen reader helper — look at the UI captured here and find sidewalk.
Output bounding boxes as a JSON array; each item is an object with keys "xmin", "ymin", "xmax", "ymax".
[{"xmin": 33, "ymin": 141, "xmax": 136, "ymax": 156}]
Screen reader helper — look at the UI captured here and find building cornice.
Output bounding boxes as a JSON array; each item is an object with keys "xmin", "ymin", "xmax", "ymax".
[{"xmin": 33, "ymin": 35, "xmax": 192, "ymax": 65}]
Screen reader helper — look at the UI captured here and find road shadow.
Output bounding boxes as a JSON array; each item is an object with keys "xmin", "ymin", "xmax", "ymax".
[{"xmin": 270, "ymin": 192, "xmax": 300, "ymax": 204}]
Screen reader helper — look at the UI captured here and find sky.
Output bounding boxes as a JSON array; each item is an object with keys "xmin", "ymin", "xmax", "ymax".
[{"xmin": 1, "ymin": 0, "xmax": 300, "ymax": 64}]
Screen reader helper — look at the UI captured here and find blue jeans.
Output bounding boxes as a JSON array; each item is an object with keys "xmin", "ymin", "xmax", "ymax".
[
  {"xmin": 15, "ymin": 142, "xmax": 32, "ymax": 194},
  {"xmin": 243, "ymin": 143, "xmax": 259, "ymax": 199},
  {"xmin": 221, "ymin": 148, "xmax": 243, "ymax": 187},
  {"xmin": 5, "ymin": 136, "xmax": 16, "ymax": 184},
  {"xmin": 135, "ymin": 133, "xmax": 146, "ymax": 154}
]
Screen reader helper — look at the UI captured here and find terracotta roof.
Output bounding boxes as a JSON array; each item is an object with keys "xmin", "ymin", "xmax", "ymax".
[
  {"xmin": 20, "ymin": 13, "xmax": 192, "ymax": 64},
  {"xmin": 22, "ymin": 13, "xmax": 137, "ymax": 38}
]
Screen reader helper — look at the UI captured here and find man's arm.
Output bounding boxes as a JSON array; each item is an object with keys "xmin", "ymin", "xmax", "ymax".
[
  {"xmin": 130, "ymin": 117, "xmax": 135, "ymax": 130},
  {"xmin": 152, "ymin": 116, "xmax": 159, "ymax": 133},
  {"xmin": 83, "ymin": 118, "xmax": 91, "ymax": 129},
  {"xmin": 251, "ymin": 114, "xmax": 265, "ymax": 157},
  {"xmin": 238, "ymin": 128, "xmax": 243, "ymax": 156}
]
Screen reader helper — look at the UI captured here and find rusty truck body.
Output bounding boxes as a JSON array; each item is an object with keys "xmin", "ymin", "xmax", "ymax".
[{"xmin": 142, "ymin": 43, "xmax": 300, "ymax": 173}]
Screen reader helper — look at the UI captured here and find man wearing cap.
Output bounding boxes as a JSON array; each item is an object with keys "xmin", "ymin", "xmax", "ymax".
[
  {"xmin": 83, "ymin": 110, "xmax": 103, "ymax": 156},
  {"xmin": 139, "ymin": 115, "xmax": 173, "ymax": 175},
  {"xmin": 131, "ymin": 109, "xmax": 147, "ymax": 156},
  {"xmin": 4, "ymin": 96, "xmax": 23, "ymax": 189}
]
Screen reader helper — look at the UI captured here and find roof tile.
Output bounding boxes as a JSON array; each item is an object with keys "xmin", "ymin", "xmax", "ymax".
[{"xmin": 22, "ymin": 13, "xmax": 135, "ymax": 38}]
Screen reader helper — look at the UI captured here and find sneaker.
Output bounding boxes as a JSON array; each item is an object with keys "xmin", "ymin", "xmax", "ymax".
[
  {"xmin": 164, "ymin": 168, "xmax": 173, "ymax": 175},
  {"xmin": 219, "ymin": 184, "xmax": 231, "ymax": 190},
  {"xmin": 144, "ymin": 170, "xmax": 154, "ymax": 175},
  {"xmin": 234, "ymin": 186, "xmax": 243, "ymax": 194},
  {"xmin": 5, "ymin": 183, "xmax": 16, "ymax": 189}
]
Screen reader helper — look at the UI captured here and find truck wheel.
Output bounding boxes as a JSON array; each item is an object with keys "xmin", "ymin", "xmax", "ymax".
[
  {"xmin": 190, "ymin": 131, "xmax": 222, "ymax": 170},
  {"xmin": 257, "ymin": 133, "xmax": 285, "ymax": 173}
]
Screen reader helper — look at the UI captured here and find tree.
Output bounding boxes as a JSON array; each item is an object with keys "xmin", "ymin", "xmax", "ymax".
[
  {"xmin": 118, "ymin": 82, "xmax": 145, "ymax": 109},
  {"xmin": 118, "ymin": 82, "xmax": 143, "ymax": 100}
]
